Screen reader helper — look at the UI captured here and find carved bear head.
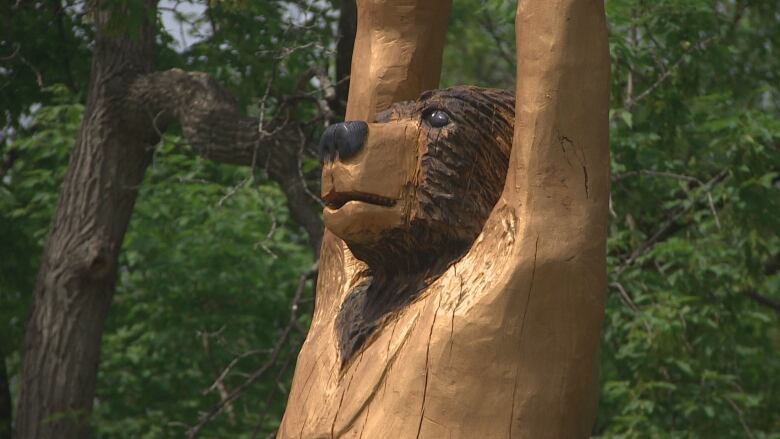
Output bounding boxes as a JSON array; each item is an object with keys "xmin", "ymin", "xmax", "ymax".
[
  {"xmin": 320, "ymin": 86, "xmax": 516, "ymax": 363},
  {"xmin": 320, "ymin": 86, "xmax": 515, "ymax": 273}
]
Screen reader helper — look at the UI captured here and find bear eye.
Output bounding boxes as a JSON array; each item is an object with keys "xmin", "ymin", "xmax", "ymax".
[{"xmin": 423, "ymin": 109, "xmax": 451, "ymax": 128}]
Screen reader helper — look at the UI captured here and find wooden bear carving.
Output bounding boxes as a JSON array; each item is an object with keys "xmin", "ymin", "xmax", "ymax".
[
  {"xmin": 279, "ymin": 0, "xmax": 610, "ymax": 438},
  {"xmin": 319, "ymin": 87, "xmax": 515, "ymax": 365}
]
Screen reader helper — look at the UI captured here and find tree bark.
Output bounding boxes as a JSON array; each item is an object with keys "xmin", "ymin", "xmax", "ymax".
[
  {"xmin": 14, "ymin": 2, "xmax": 158, "ymax": 437},
  {"xmin": 15, "ymin": 2, "xmax": 329, "ymax": 438},
  {"xmin": 330, "ymin": 0, "xmax": 358, "ymax": 116},
  {"xmin": 127, "ymin": 69, "xmax": 324, "ymax": 251},
  {"xmin": 0, "ymin": 352, "xmax": 11, "ymax": 439}
]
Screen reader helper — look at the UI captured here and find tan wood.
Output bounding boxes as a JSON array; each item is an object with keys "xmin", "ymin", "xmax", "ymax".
[
  {"xmin": 278, "ymin": 0, "xmax": 610, "ymax": 437},
  {"xmin": 344, "ymin": 0, "xmax": 453, "ymax": 121}
]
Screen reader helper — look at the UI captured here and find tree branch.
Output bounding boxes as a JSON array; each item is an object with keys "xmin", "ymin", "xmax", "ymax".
[
  {"xmin": 743, "ymin": 290, "xmax": 780, "ymax": 315},
  {"xmin": 614, "ymin": 169, "xmax": 730, "ymax": 275},
  {"xmin": 479, "ymin": 12, "xmax": 516, "ymax": 72},
  {"xmin": 186, "ymin": 264, "xmax": 318, "ymax": 438},
  {"xmin": 0, "ymin": 351, "xmax": 11, "ymax": 439},
  {"xmin": 624, "ymin": 1, "xmax": 748, "ymax": 110},
  {"xmin": 0, "ymin": 148, "xmax": 18, "ymax": 179},
  {"xmin": 127, "ymin": 69, "xmax": 323, "ymax": 251},
  {"xmin": 330, "ymin": 0, "xmax": 357, "ymax": 117}
]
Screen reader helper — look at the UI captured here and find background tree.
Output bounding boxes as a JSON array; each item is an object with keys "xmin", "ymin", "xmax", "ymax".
[
  {"xmin": 0, "ymin": 0, "xmax": 778, "ymax": 438},
  {"xmin": 2, "ymin": 0, "xmax": 349, "ymax": 436}
]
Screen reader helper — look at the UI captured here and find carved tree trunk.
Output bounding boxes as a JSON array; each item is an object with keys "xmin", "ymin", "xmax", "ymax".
[
  {"xmin": 279, "ymin": 0, "xmax": 610, "ymax": 437},
  {"xmin": 15, "ymin": 2, "xmax": 331, "ymax": 437}
]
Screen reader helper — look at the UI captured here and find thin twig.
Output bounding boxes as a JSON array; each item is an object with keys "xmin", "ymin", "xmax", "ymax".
[
  {"xmin": 201, "ymin": 330, "xmax": 237, "ymax": 426},
  {"xmin": 614, "ymin": 169, "xmax": 729, "ymax": 275},
  {"xmin": 186, "ymin": 263, "xmax": 318, "ymax": 438},
  {"xmin": 609, "ymin": 282, "xmax": 652, "ymax": 334},
  {"xmin": 743, "ymin": 289, "xmax": 780, "ymax": 315},
  {"xmin": 217, "ymin": 177, "xmax": 250, "ymax": 207},
  {"xmin": 706, "ymin": 192, "xmax": 722, "ymax": 230},
  {"xmin": 612, "ymin": 170, "xmax": 704, "ymax": 185},
  {"xmin": 250, "ymin": 340, "xmax": 299, "ymax": 439},
  {"xmin": 610, "ymin": 281, "xmax": 639, "ymax": 313},
  {"xmin": 0, "ymin": 43, "xmax": 20, "ymax": 61},
  {"xmin": 725, "ymin": 397, "xmax": 756, "ymax": 439},
  {"xmin": 296, "ymin": 124, "xmax": 325, "ymax": 208},
  {"xmin": 254, "ymin": 203, "xmax": 279, "ymax": 258},
  {"xmin": 19, "ymin": 56, "xmax": 44, "ymax": 88},
  {"xmin": 478, "ymin": 12, "xmax": 516, "ymax": 71}
]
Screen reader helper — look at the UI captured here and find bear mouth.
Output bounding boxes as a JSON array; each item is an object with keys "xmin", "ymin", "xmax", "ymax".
[{"xmin": 322, "ymin": 191, "xmax": 396, "ymax": 210}]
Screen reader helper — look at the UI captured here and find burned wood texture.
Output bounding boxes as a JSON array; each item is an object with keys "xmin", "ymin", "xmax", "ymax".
[
  {"xmin": 279, "ymin": 0, "xmax": 610, "ymax": 438},
  {"xmin": 329, "ymin": 86, "xmax": 516, "ymax": 364}
]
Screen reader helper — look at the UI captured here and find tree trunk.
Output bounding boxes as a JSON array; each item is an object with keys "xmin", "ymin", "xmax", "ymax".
[
  {"xmin": 1, "ymin": 352, "xmax": 11, "ymax": 439},
  {"xmin": 14, "ymin": 2, "xmax": 158, "ymax": 437},
  {"xmin": 126, "ymin": 68, "xmax": 324, "ymax": 251},
  {"xmin": 330, "ymin": 0, "xmax": 357, "ymax": 116},
  {"xmin": 15, "ymin": 1, "xmax": 332, "ymax": 436}
]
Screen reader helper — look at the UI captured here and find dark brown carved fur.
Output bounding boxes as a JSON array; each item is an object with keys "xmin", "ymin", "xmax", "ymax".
[{"xmin": 336, "ymin": 86, "xmax": 515, "ymax": 364}]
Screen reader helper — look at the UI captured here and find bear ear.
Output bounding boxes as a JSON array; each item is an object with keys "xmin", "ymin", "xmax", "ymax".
[{"xmin": 419, "ymin": 90, "xmax": 436, "ymax": 101}]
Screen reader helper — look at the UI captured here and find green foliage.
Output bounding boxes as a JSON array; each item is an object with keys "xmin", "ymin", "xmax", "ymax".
[
  {"xmin": 94, "ymin": 136, "xmax": 313, "ymax": 437},
  {"xmin": 161, "ymin": 0, "xmax": 340, "ymax": 115},
  {"xmin": 2, "ymin": 1, "xmax": 334, "ymax": 434},
  {"xmin": 598, "ymin": 1, "xmax": 780, "ymax": 436},
  {"xmin": 443, "ymin": 1, "xmax": 779, "ymax": 436},
  {"xmin": 1, "ymin": 0, "xmax": 778, "ymax": 437},
  {"xmin": 442, "ymin": 0, "xmax": 516, "ymax": 90},
  {"xmin": 1, "ymin": 91, "xmax": 314, "ymax": 436},
  {"xmin": 0, "ymin": 85, "xmax": 83, "ymax": 377},
  {"xmin": 0, "ymin": 1, "xmax": 92, "ymax": 125}
]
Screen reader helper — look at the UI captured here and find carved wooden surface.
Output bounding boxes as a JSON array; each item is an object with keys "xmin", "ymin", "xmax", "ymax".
[{"xmin": 278, "ymin": 0, "xmax": 610, "ymax": 437}]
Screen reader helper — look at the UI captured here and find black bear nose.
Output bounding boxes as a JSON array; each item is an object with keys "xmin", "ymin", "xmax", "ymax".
[{"xmin": 318, "ymin": 121, "xmax": 368, "ymax": 162}]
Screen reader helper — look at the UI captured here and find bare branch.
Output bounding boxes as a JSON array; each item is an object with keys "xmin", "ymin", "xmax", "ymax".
[
  {"xmin": 614, "ymin": 169, "xmax": 730, "ymax": 275},
  {"xmin": 609, "ymin": 281, "xmax": 639, "ymax": 313},
  {"xmin": 200, "ymin": 331, "xmax": 237, "ymax": 426},
  {"xmin": 330, "ymin": 0, "xmax": 357, "ymax": 117},
  {"xmin": 186, "ymin": 264, "xmax": 318, "ymax": 438},
  {"xmin": 624, "ymin": 2, "xmax": 748, "ymax": 109},
  {"xmin": 19, "ymin": 56, "xmax": 44, "ymax": 88},
  {"xmin": 0, "ymin": 347, "xmax": 11, "ymax": 439},
  {"xmin": 743, "ymin": 290, "xmax": 780, "ymax": 315},
  {"xmin": 127, "ymin": 68, "xmax": 324, "ymax": 251},
  {"xmin": 479, "ymin": 12, "xmax": 516, "ymax": 72},
  {"xmin": 0, "ymin": 43, "xmax": 20, "ymax": 61},
  {"xmin": 0, "ymin": 148, "xmax": 19, "ymax": 179},
  {"xmin": 612, "ymin": 169, "xmax": 704, "ymax": 185},
  {"xmin": 609, "ymin": 282, "xmax": 653, "ymax": 334},
  {"xmin": 625, "ymin": 34, "xmax": 716, "ymax": 109},
  {"xmin": 725, "ymin": 396, "xmax": 757, "ymax": 439}
]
